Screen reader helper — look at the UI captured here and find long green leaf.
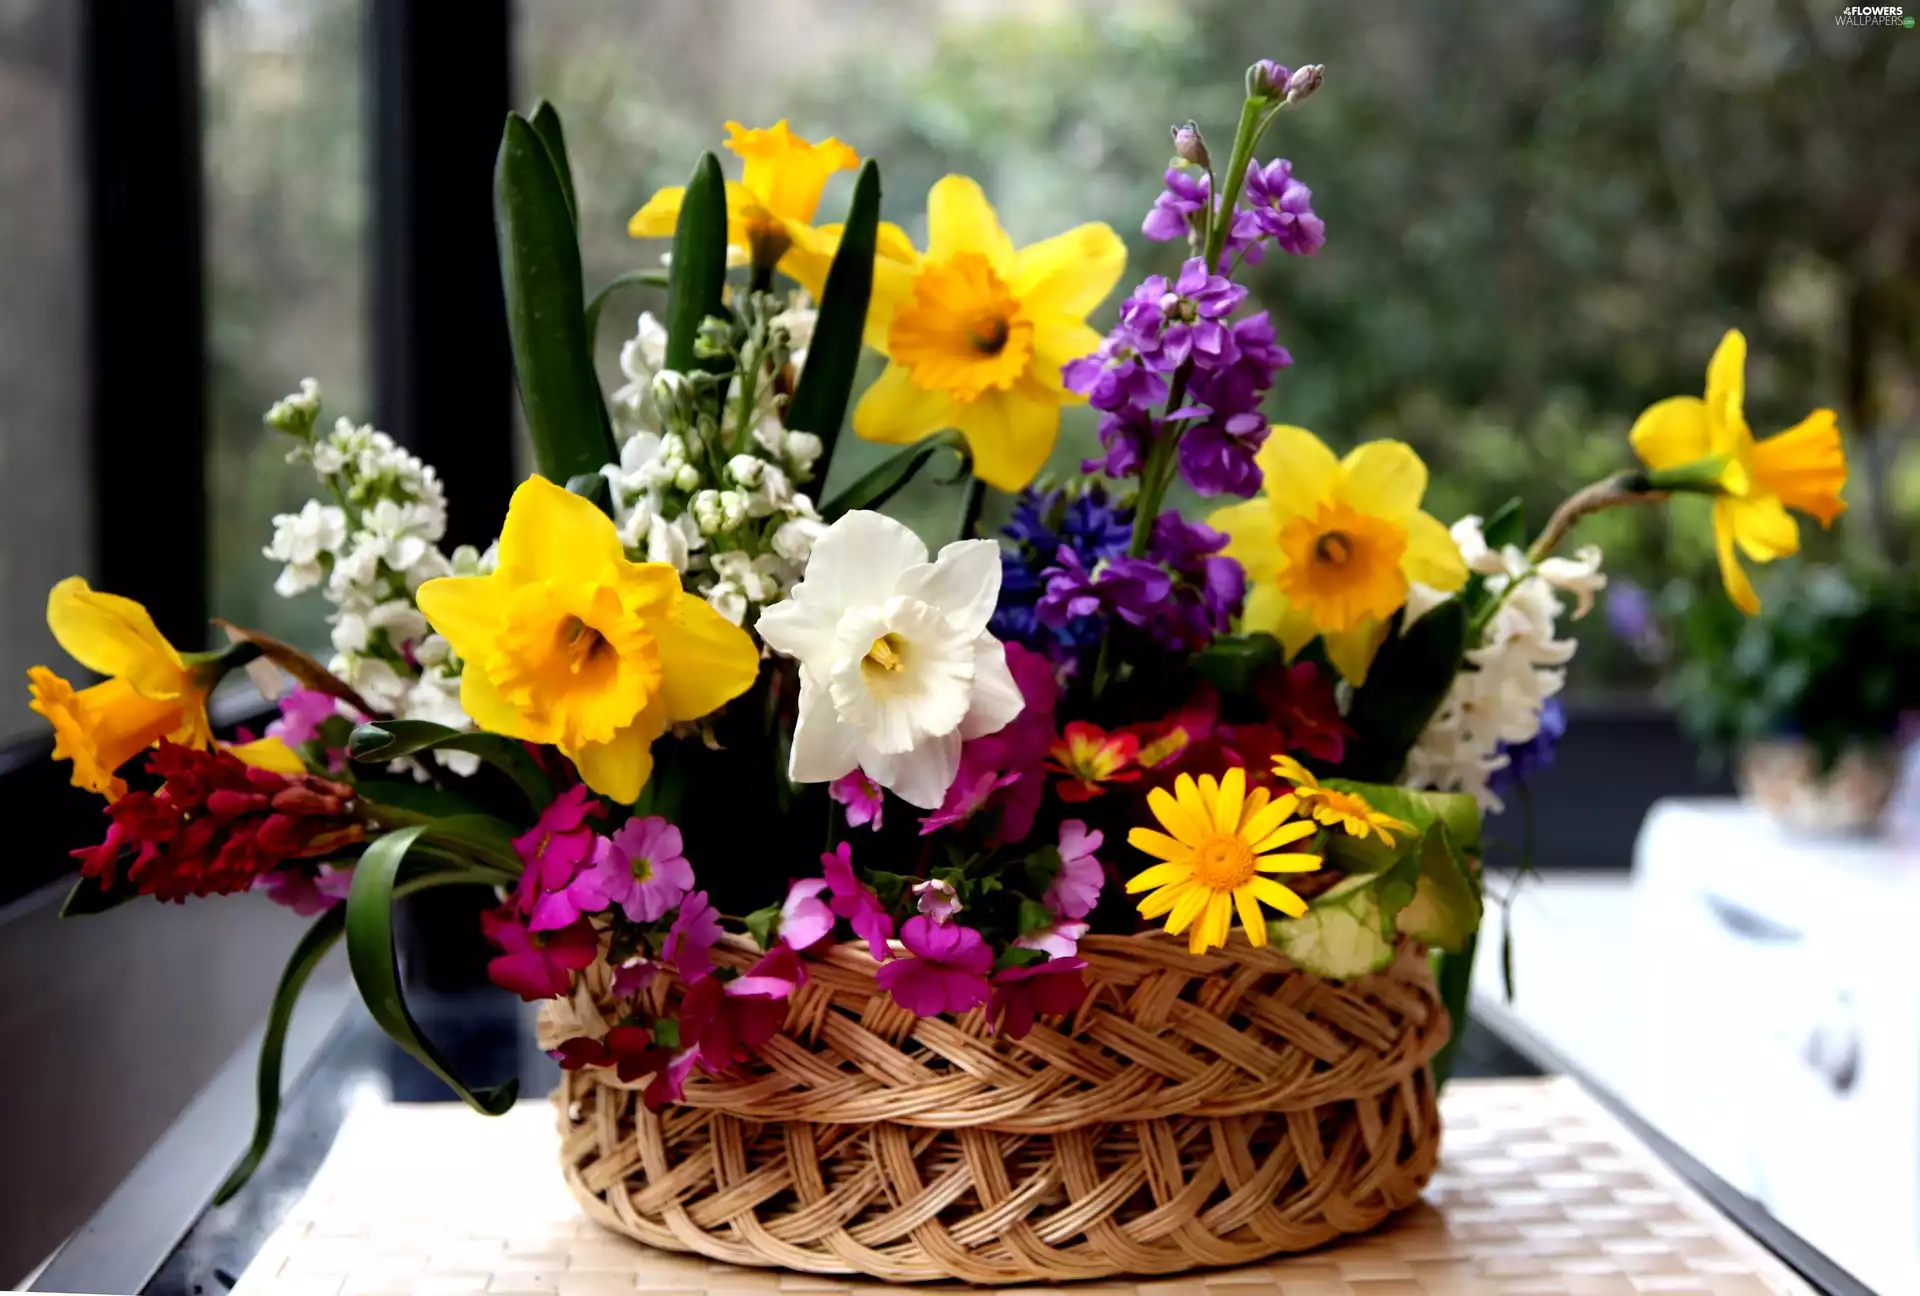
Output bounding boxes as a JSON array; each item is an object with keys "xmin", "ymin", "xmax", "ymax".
[
  {"xmin": 348, "ymin": 720, "xmax": 552, "ymax": 810},
  {"xmin": 820, "ymin": 431, "xmax": 969, "ymax": 520},
  {"xmin": 1430, "ymin": 933, "xmax": 1477, "ymax": 1091},
  {"xmin": 527, "ymin": 100, "xmax": 577, "ymax": 230},
  {"xmin": 495, "ymin": 113, "xmax": 616, "ymax": 482},
  {"xmin": 786, "ymin": 159, "xmax": 879, "ymax": 469},
  {"xmin": 665, "ymin": 152, "xmax": 728, "ymax": 374},
  {"xmin": 422, "ymin": 814, "xmax": 524, "ymax": 876},
  {"xmin": 584, "ymin": 268, "xmax": 670, "ymax": 344},
  {"xmin": 346, "ymin": 828, "xmax": 520, "ymax": 1116},
  {"xmin": 1339, "ymin": 601, "xmax": 1468, "ymax": 782},
  {"xmin": 60, "ymin": 869, "xmax": 140, "ymax": 918},
  {"xmin": 212, "ymin": 904, "xmax": 345, "ymax": 1204}
]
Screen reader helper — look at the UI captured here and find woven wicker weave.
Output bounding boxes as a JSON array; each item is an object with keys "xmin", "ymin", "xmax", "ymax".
[{"xmin": 536, "ymin": 931, "xmax": 1449, "ymax": 1284}]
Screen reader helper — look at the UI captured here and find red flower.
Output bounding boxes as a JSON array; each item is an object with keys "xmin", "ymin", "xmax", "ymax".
[
  {"xmin": 1045, "ymin": 721, "xmax": 1140, "ymax": 802},
  {"xmin": 677, "ymin": 945, "xmax": 804, "ymax": 1070},
  {"xmin": 479, "ymin": 906, "xmax": 598, "ymax": 1001},
  {"xmin": 73, "ymin": 741, "xmax": 363, "ymax": 902},
  {"xmin": 988, "ymin": 957, "xmax": 1089, "ymax": 1039},
  {"xmin": 549, "ymin": 1024, "xmax": 665, "ymax": 1083},
  {"xmin": 1254, "ymin": 661, "xmax": 1352, "ymax": 763}
]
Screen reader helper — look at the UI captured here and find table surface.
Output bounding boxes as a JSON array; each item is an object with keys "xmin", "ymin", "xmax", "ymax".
[{"xmin": 26, "ymin": 986, "xmax": 1877, "ymax": 1296}]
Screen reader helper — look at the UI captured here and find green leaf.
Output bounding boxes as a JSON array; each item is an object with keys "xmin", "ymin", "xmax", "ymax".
[
  {"xmin": 213, "ymin": 905, "xmax": 346, "ymax": 1204},
  {"xmin": 1339, "ymin": 601, "xmax": 1468, "ymax": 782},
  {"xmin": 60, "ymin": 869, "xmax": 141, "ymax": 918},
  {"xmin": 1481, "ymin": 497, "xmax": 1525, "ymax": 551},
  {"xmin": 1022, "ymin": 846, "xmax": 1063, "ymax": 896},
  {"xmin": 652, "ymin": 1018, "xmax": 681, "ymax": 1050},
  {"xmin": 495, "ymin": 113, "xmax": 616, "ymax": 483},
  {"xmin": 350, "ymin": 779, "xmax": 486, "ymax": 822},
  {"xmin": 996, "ymin": 945, "xmax": 1049, "ymax": 971},
  {"xmin": 743, "ymin": 903, "xmax": 781, "ymax": 951},
  {"xmin": 1430, "ymin": 933, "xmax": 1477, "ymax": 1090},
  {"xmin": 346, "ymin": 827, "xmax": 520, "ymax": 1116},
  {"xmin": 820, "ymin": 431, "xmax": 968, "ymax": 520},
  {"xmin": 565, "ymin": 471, "xmax": 612, "ymax": 517},
  {"xmin": 1016, "ymin": 898, "xmax": 1057, "ymax": 937},
  {"xmin": 786, "ymin": 159, "xmax": 879, "ymax": 468},
  {"xmin": 1394, "ymin": 823, "xmax": 1483, "ymax": 953},
  {"xmin": 584, "ymin": 268, "xmax": 670, "ymax": 345},
  {"xmin": 421, "ymin": 814, "xmax": 524, "ymax": 876},
  {"xmin": 665, "ymin": 152, "xmax": 729, "ymax": 374},
  {"xmin": 1192, "ymin": 632, "xmax": 1287, "ymax": 697},
  {"xmin": 527, "ymin": 100, "xmax": 577, "ymax": 230},
  {"xmin": 348, "ymin": 720, "xmax": 552, "ymax": 811},
  {"xmin": 1270, "ymin": 874, "xmax": 1400, "ymax": 979}
]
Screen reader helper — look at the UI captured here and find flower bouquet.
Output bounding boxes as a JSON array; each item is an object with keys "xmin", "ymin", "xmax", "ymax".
[{"xmin": 30, "ymin": 60, "xmax": 1847, "ymax": 1283}]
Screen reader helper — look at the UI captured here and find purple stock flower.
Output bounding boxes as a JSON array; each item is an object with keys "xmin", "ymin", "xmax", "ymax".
[
  {"xmin": 1061, "ymin": 334, "xmax": 1168, "ymax": 413},
  {"xmin": 1085, "ymin": 409, "xmax": 1154, "ymax": 479},
  {"xmin": 1178, "ymin": 414, "xmax": 1268, "ymax": 497},
  {"xmin": 1247, "ymin": 59, "xmax": 1291, "ymax": 100},
  {"xmin": 1244, "ymin": 159, "xmax": 1325, "ymax": 257},
  {"xmin": 1145, "ymin": 513, "xmax": 1246, "ymax": 651},
  {"xmin": 1037, "ymin": 549, "xmax": 1172, "ymax": 629},
  {"xmin": 1142, "ymin": 167, "xmax": 1210, "ymax": 242},
  {"xmin": 1120, "ymin": 259, "xmax": 1249, "ymax": 374}
]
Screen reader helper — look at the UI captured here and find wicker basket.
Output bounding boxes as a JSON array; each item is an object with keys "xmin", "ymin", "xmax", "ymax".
[{"xmin": 537, "ymin": 931, "xmax": 1449, "ymax": 1284}]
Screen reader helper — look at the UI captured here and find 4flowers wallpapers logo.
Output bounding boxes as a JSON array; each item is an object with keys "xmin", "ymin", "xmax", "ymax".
[{"xmin": 26, "ymin": 59, "xmax": 1846, "ymax": 1170}]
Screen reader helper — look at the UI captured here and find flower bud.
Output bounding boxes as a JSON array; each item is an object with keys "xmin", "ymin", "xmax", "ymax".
[
  {"xmin": 693, "ymin": 314, "xmax": 732, "ymax": 361},
  {"xmin": 1245, "ymin": 59, "xmax": 1291, "ymax": 101},
  {"xmin": 650, "ymin": 371, "xmax": 695, "ymax": 423},
  {"xmin": 1170, "ymin": 121, "xmax": 1210, "ymax": 169},
  {"xmin": 1285, "ymin": 63, "xmax": 1324, "ymax": 105},
  {"xmin": 727, "ymin": 453, "xmax": 766, "ymax": 488}
]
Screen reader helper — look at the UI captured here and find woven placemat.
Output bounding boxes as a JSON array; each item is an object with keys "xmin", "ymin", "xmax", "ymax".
[{"xmin": 232, "ymin": 1077, "xmax": 1810, "ymax": 1296}]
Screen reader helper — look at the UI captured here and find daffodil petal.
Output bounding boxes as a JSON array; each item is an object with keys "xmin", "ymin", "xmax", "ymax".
[
  {"xmin": 1010, "ymin": 222, "xmax": 1127, "ymax": 318},
  {"xmin": 1706, "ymin": 328, "xmax": 1747, "ymax": 432},
  {"xmin": 1628, "ymin": 395, "xmax": 1711, "ymax": 472},
  {"xmin": 627, "ymin": 186, "xmax": 684, "ymax": 239},
  {"xmin": 1209, "ymin": 498, "xmax": 1282, "ymax": 582},
  {"xmin": 46, "ymin": 578, "xmax": 189, "ymax": 698},
  {"xmin": 414, "ymin": 574, "xmax": 499, "ymax": 663},
  {"xmin": 1752, "ymin": 409, "xmax": 1847, "ymax": 525},
  {"xmin": 1255, "ymin": 426, "xmax": 1341, "ymax": 522},
  {"xmin": 1028, "ymin": 317, "xmax": 1104, "ymax": 397},
  {"xmin": 853, "ymin": 360, "xmax": 960, "ymax": 448},
  {"xmin": 1338, "ymin": 440, "xmax": 1428, "ymax": 522},
  {"xmin": 226, "ymin": 735, "xmax": 307, "ymax": 776},
  {"xmin": 569, "ymin": 722, "xmax": 657, "ymax": 805},
  {"xmin": 1127, "ymin": 828, "xmax": 1193, "ymax": 864},
  {"xmin": 925, "ymin": 175, "xmax": 1014, "ymax": 272},
  {"xmin": 1249, "ymin": 876, "xmax": 1310, "ymax": 917},
  {"xmin": 494, "ymin": 476, "xmax": 626, "ymax": 585},
  {"xmin": 1322, "ymin": 618, "xmax": 1390, "ymax": 686},
  {"xmin": 953, "ymin": 387, "xmax": 1058, "ymax": 492},
  {"xmin": 653, "ymin": 592, "xmax": 762, "ymax": 723},
  {"xmin": 1713, "ymin": 498, "xmax": 1760, "ymax": 614},
  {"xmin": 1726, "ymin": 495, "xmax": 1799, "ymax": 563},
  {"xmin": 1402, "ymin": 509, "xmax": 1469, "ymax": 593}
]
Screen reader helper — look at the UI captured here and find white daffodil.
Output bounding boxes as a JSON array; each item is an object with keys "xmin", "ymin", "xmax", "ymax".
[{"xmin": 755, "ymin": 510, "xmax": 1023, "ymax": 809}]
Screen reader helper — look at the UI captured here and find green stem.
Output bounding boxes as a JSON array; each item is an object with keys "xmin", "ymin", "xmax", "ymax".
[
  {"xmin": 1202, "ymin": 97, "xmax": 1266, "ymax": 271},
  {"xmin": 1126, "ymin": 366, "xmax": 1191, "ymax": 557}
]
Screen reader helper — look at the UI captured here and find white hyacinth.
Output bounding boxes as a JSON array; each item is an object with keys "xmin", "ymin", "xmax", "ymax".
[{"xmin": 1401, "ymin": 515, "xmax": 1605, "ymax": 812}]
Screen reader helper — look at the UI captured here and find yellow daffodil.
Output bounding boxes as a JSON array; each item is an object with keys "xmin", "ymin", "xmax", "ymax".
[
  {"xmin": 829, "ymin": 176, "xmax": 1125, "ymax": 492},
  {"xmin": 415, "ymin": 476, "xmax": 759, "ymax": 803},
  {"xmin": 1270, "ymin": 755, "xmax": 1412, "ymax": 845},
  {"xmin": 1126, "ymin": 767, "xmax": 1322, "ymax": 955},
  {"xmin": 225, "ymin": 735, "xmax": 308, "ymax": 777},
  {"xmin": 1209, "ymin": 427, "xmax": 1468, "ymax": 686},
  {"xmin": 629, "ymin": 120, "xmax": 879, "ymax": 276},
  {"xmin": 1629, "ymin": 329, "xmax": 1847, "ymax": 614},
  {"xmin": 27, "ymin": 578, "xmax": 215, "ymax": 800}
]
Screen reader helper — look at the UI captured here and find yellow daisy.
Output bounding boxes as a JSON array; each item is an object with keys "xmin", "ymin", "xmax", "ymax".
[
  {"xmin": 1125, "ymin": 767, "xmax": 1322, "ymax": 955},
  {"xmin": 1209, "ymin": 427, "xmax": 1468, "ymax": 685},
  {"xmin": 1629, "ymin": 328, "xmax": 1847, "ymax": 615},
  {"xmin": 1270, "ymin": 755, "xmax": 1413, "ymax": 845},
  {"xmin": 833, "ymin": 176, "xmax": 1125, "ymax": 491}
]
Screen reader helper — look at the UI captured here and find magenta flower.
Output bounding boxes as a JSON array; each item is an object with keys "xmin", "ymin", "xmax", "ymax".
[
  {"xmin": 564, "ymin": 816, "xmax": 693, "ymax": 925},
  {"xmin": 912, "ymin": 877, "xmax": 963, "ymax": 923},
  {"xmin": 641, "ymin": 1048, "xmax": 701, "ymax": 1112},
  {"xmin": 918, "ymin": 764, "xmax": 1018, "ymax": 835},
  {"xmin": 1243, "ymin": 158, "xmax": 1325, "ymax": 256},
  {"xmin": 479, "ymin": 906, "xmax": 597, "ymax": 1001},
  {"xmin": 821, "ymin": 842, "xmax": 894, "ymax": 960},
  {"xmin": 511, "ymin": 784, "xmax": 601, "ymax": 916},
  {"xmin": 829, "ymin": 770, "xmax": 886, "ymax": 831},
  {"xmin": 1046, "ymin": 820, "xmax": 1105, "ymax": 919},
  {"xmin": 989, "ymin": 958, "xmax": 1090, "ymax": 1039},
  {"xmin": 779, "ymin": 877, "xmax": 835, "ymax": 950},
  {"xmin": 677, "ymin": 946, "xmax": 804, "ymax": 1077},
  {"xmin": 916, "ymin": 642, "xmax": 1059, "ymax": 845},
  {"xmin": 1013, "ymin": 918, "xmax": 1089, "ymax": 960},
  {"xmin": 268, "ymin": 687, "xmax": 342, "ymax": 747},
  {"xmin": 254, "ymin": 862, "xmax": 354, "ymax": 916},
  {"xmin": 875, "ymin": 916, "xmax": 993, "ymax": 1017},
  {"xmin": 610, "ymin": 956, "xmax": 658, "ymax": 998},
  {"xmin": 663, "ymin": 890, "xmax": 724, "ymax": 982}
]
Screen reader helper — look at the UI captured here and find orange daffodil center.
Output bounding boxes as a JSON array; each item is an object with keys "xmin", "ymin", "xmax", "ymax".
[
  {"xmin": 1629, "ymin": 329, "xmax": 1847, "ymax": 614},
  {"xmin": 628, "ymin": 119, "xmax": 859, "ymax": 274},
  {"xmin": 415, "ymin": 476, "xmax": 759, "ymax": 803},
  {"xmin": 801, "ymin": 176, "xmax": 1125, "ymax": 493},
  {"xmin": 1210, "ymin": 427, "xmax": 1467, "ymax": 685}
]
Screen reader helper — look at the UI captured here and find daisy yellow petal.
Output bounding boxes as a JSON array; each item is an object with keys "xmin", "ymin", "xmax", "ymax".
[
  {"xmin": 1213, "ymin": 765, "xmax": 1246, "ymax": 834},
  {"xmin": 1249, "ymin": 876, "xmax": 1309, "ymax": 917},
  {"xmin": 46, "ymin": 578, "xmax": 189, "ymax": 699},
  {"xmin": 1237, "ymin": 785, "xmax": 1272, "ymax": 831},
  {"xmin": 1255, "ymin": 853, "xmax": 1323, "ymax": 874},
  {"xmin": 1255, "ymin": 426, "xmax": 1341, "ymax": 522},
  {"xmin": 1628, "ymin": 395, "xmax": 1711, "ymax": 471},
  {"xmin": 1127, "ymin": 828, "xmax": 1193, "ymax": 864},
  {"xmin": 925, "ymin": 175, "xmax": 1014, "ymax": 272},
  {"xmin": 1137, "ymin": 881, "xmax": 1191, "ymax": 920},
  {"xmin": 1752, "ymin": 409, "xmax": 1847, "ymax": 525},
  {"xmin": 1147, "ymin": 783, "xmax": 1210, "ymax": 846},
  {"xmin": 1173, "ymin": 773, "xmax": 1215, "ymax": 836},
  {"xmin": 1234, "ymin": 887, "xmax": 1269, "ymax": 946},
  {"xmin": 1192, "ymin": 891, "xmax": 1233, "ymax": 953},
  {"xmin": 1249, "ymin": 819, "xmax": 1318, "ymax": 854},
  {"xmin": 1270, "ymin": 754, "xmax": 1315, "ymax": 787},
  {"xmin": 1239, "ymin": 795, "xmax": 1295, "ymax": 847},
  {"xmin": 1337, "ymin": 440, "xmax": 1428, "ymax": 522},
  {"xmin": 1010, "ymin": 222, "xmax": 1127, "ymax": 318},
  {"xmin": 1126, "ymin": 859, "xmax": 1194, "ymax": 892},
  {"xmin": 1166, "ymin": 885, "xmax": 1210, "ymax": 935}
]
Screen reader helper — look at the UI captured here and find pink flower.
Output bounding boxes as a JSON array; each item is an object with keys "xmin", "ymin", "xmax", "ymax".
[
  {"xmin": 912, "ymin": 877, "xmax": 963, "ymax": 923},
  {"xmin": 916, "ymin": 644, "xmax": 1060, "ymax": 844},
  {"xmin": 479, "ymin": 906, "xmax": 598, "ymax": 1001},
  {"xmin": 830, "ymin": 770, "xmax": 885, "ymax": 830},
  {"xmin": 678, "ymin": 946, "xmax": 804, "ymax": 1070},
  {"xmin": 875, "ymin": 916, "xmax": 992, "ymax": 1017},
  {"xmin": 512, "ymin": 784, "xmax": 602, "ymax": 916},
  {"xmin": 564, "ymin": 816, "xmax": 693, "ymax": 925},
  {"xmin": 779, "ymin": 877, "xmax": 835, "ymax": 950},
  {"xmin": 663, "ymin": 890, "xmax": 723, "ymax": 982},
  {"xmin": 254, "ymin": 862, "xmax": 353, "ymax": 916},
  {"xmin": 1013, "ymin": 919, "xmax": 1089, "ymax": 960},
  {"xmin": 821, "ymin": 842, "xmax": 893, "ymax": 961},
  {"xmin": 1046, "ymin": 820, "xmax": 1106, "ymax": 919},
  {"xmin": 267, "ymin": 688, "xmax": 347, "ymax": 758},
  {"xmin": 918, "ymin": 766, "xmax": 1019, "ymax": 835},
  {"xmin": 610, "ymin": 957, "xmax": 658, "ymax": 998},
  {"xmin": 989, "ymin": 957, "xmax": 1089, "ymax": 1039},
  {"xmin": 642, "ymin": 1048, "xmax": 701, "ymax": 1112}
]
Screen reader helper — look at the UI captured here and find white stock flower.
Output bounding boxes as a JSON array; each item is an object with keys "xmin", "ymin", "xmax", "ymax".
[
  {"xmin": 264, "ymin": 500, "xmax": 348, "ymax": 595},
  {"xmin": 771, "ymin": 515, "xmax": 825, "ymax": 566},
  {"xmin": 755, "ymin": 510, "xmax": 1023, "ymax": 810}
]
